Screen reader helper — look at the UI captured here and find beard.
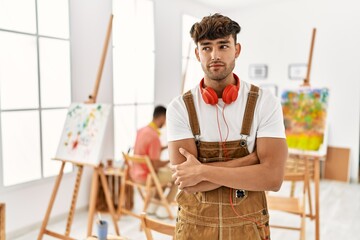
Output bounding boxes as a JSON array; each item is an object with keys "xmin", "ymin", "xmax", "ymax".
[{"xmin": 201, "ymin": 59, "xmax": 236, "ymax": 81}]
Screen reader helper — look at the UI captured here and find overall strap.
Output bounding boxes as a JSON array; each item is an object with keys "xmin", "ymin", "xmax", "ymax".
[
  {"xmin": 241, "ymin": 84, "xmax": 259, "ymax": 136},
  {"xmin": 182, "ymin": 90, "xmax": 200, "ymax": 137}
]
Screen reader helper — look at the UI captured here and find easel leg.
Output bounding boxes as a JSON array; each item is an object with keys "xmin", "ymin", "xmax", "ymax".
[
  {"xmin": 87, "ymin": 167, "xmax": 99, "ymax": 236},
  {"xmin": 290, "ymin": 181, "xmax": 296, "ymax": 197},
  {"xmin": 117, "ymin": 172, "xmax": 126, "ymax": 218},
  {"xmin": 65, "ymin": 165, "xmax": 83, "ymax": 236},
  {"xmin": 98, "ymin": 166, "xmax": 120, "ymax": 235},
  {"xmin": 38, "ymin": 162, "xmax": 66, "ymax": 240},
  {"xmin": 314, "ymin": 157, "xmax": 320, "ymax": 240},
  {"xmin": 307, "ymin": 177, "xmax": 314, "ymax": 218}
]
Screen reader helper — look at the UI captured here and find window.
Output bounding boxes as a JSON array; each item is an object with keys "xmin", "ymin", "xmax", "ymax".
[
  {"xmin": 112, "ymin": 0, "xmax": 155, "ymax": 158},
  {"xmin": 0, "ymin": 0, "xmax": 72, "ymax": 186},
  {"xmin": 182, "ymin": 15, "xmax": 203, "ymax": 93}
]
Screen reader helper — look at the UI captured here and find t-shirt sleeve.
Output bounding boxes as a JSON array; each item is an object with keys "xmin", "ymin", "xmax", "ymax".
[
  {"xmin": 166, "ymin": 96, "xmax": 195, "ymax": 142},
  {"xmin": 256, "ymin": 89, "xmax": 286, "ymax": 139}
]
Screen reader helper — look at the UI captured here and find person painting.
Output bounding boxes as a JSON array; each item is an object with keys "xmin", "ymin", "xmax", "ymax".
[
  {"xmin": 130, "ymin": 105, "xmax": 177, "ymax": 218},
  {"xmin": 167, "ymin": 13, "xmax": 288, "ymax": 239}
]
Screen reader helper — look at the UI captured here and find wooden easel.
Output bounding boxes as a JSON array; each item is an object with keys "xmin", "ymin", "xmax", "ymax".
[
  {"xmin": 302, "ymin": 28, "xmax": 316, "ymax": 87},
  {"xmin": 300, "ymin": 28, "xmax": 321, "ymax": 240},
  {"xmin": 0, "ymin": 203, "xmax": 5, "ymax": 240},
  {"xmin": 291, "ymin": 153, "xmax": 322, "ymax": 240},
  {"xmin": 37, "ymin": 14, "xmax": 119, "ymax": 240}
]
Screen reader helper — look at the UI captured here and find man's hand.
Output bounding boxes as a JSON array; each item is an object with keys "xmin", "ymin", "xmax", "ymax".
[{"xmin": 172, "ymin": 148, "xmax": 203, "ymax": 190}]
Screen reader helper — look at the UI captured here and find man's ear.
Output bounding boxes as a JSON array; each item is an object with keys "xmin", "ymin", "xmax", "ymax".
[
  {"xmin": 235, "ymin": 43, "xmax": 241, "ymax": 58},
  {"xmin": 195, "ymin": 48, "xmax": 200, "ymax": 62}
]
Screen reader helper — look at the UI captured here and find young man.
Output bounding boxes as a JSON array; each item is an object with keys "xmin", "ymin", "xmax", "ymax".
[
  {"xmin": 167, "ymin": 14, "xmax": 288, "ymax": 239},
  {"xmin": 130, "ymin": 105, "xmax": 177, "ymax": 218}
]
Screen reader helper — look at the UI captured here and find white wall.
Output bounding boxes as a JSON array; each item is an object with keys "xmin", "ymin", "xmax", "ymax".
[
  {"xmin": 70, "ymin": 0, "xmax": 114, "ymax": 160},
  {"xmin": 225, "ymin": 0, "xmax": 360, "ymax": 181},
  {"xmin": 1, "ymin": 0, "xmax": 114, "ymax": 236},
  {"xmin": 153, "ymin": 0, "xmax": 213, "ymax": 105}
]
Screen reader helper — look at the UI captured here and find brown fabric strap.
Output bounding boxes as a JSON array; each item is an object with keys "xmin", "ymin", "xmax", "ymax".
[
  {"xmin": 241, "ymin": 84, "xmax": 259, "ymax": 136},
  {"xmin": 182, "ymin": 90, "xmax": 200, "ymax": 136}
]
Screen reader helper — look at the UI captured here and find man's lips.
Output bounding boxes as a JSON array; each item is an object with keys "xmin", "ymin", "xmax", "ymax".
[{"xmin": 209, "ymin": 63, "xmax": 224, "ymax": 68}]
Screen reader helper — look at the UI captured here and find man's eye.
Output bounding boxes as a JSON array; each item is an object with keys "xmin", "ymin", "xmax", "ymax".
[
  {"xmin": 202, "ymin": 47, "xmax": 210, "ymax": 51},
  {"xmin": 221, "ymin": 45, "xmax": 229, "ymax": 49}
]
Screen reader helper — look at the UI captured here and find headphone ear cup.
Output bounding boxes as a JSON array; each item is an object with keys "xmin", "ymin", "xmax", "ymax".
[
  {"xmin": 202, "ymin": 87, "xmax": 218, "ymax": 105},
  {"xmin": 222, "ymin": 85, "xmax": 239, "ymax": 104}
]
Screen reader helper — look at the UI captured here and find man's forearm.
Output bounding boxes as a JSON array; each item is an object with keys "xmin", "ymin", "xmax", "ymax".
[
  {"xmin": 199, "ymin": 139, "xmax": 288, "ymax": 191},
  {"xmin": 200, "ymin": 163, "xmax": 283, "ymax": 191},
  {"xmin": 183, "ymin": 153, "xmax": 259, "ymax": 192},
  {"xmin": 205, "ymin": 152, "xmax": 259, "ymax": 168}
]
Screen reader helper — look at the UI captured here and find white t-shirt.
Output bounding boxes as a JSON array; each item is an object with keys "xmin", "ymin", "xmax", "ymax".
[{"xmin": 167, "ymin": 79, "xmax": 286, "ymax": 153}]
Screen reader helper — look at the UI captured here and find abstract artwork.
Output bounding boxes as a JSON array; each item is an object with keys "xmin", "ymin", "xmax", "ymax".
[
  {"xmin": 281, "ymin": 88, "xmax": 329, "ymax": 154},
  {"xmin": 55, "ymin": 103, "xmax": 111, "ymax": 166}
]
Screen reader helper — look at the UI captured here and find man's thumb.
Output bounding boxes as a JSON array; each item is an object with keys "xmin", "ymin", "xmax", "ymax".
[{"xmin": 179, "ymin": 147, "xmax": 188, "ymax": 157}]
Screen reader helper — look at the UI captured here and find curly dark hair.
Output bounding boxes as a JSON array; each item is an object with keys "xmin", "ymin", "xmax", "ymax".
[{"xmin": 190, "ymin": 13, "xmax": 241, "ymax": 45}]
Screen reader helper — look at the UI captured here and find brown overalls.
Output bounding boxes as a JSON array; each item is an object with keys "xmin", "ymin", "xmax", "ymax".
[{"xmin": 175, "ymin": 85, "xmax": 270, "ymax": 240}]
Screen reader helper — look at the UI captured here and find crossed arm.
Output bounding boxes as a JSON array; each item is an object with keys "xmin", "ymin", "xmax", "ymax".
[{"xmin": 169, "ymin": 137, "xmax": 288, "ymax": 193}]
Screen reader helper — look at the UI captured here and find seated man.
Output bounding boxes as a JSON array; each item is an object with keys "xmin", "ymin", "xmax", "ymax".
[{"xmin": 129, "ymin": 105, "xmax": 177, "ymax": 218}]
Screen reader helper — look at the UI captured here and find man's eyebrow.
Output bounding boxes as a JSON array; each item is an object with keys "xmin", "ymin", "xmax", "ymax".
[
  {"xmin": 199, "ymin": 41, "xmax": 211, "ymax": 46},
  {"xmin": 218, "ymin": 40, "xmax": 230, "ymax": 44}
]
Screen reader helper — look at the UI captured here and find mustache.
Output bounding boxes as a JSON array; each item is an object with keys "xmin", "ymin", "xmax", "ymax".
[{"xmin": 208, "ymin": 61, "xmax": 225, "ymax": 67}]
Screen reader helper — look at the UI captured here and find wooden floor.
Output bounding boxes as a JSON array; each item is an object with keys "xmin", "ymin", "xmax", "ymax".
[{"xmin": 13, "ymin": 180, "xmax": 360, "ymax": 240}]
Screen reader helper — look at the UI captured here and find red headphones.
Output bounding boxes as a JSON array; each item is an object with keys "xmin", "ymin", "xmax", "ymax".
[{"xmin": 200, "ymin": 74, "xmax": 240, "ymax": 105}]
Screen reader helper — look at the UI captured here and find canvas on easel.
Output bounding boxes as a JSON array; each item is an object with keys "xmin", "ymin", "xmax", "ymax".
[
  {"xmin": 281, "ymin": 87, "xmax": 329, "ymax": 156},
  {"xmin": 279, "ymin": 86, "xmax": 328, "ymax": 240},
  {"xmin": 55, "ymin": 103, "xmax": 111, "ymax": 166},
  {"xmin": 37, "ymin": 14, "xmax": 120, "ymax": 240},
  {"xmin": 38, "ymin": 103, "xmax": 118, "ymax": 240}
]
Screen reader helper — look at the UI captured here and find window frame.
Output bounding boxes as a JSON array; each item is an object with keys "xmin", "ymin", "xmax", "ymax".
[{"xmin": 0, "ymin": 0, "xmax": 73, "ymax": 190}]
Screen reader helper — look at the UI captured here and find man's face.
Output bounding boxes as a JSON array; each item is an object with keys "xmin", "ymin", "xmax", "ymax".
[{"xmin": 195, "ymin": 35, "xmax": 241, "ymax": 81}]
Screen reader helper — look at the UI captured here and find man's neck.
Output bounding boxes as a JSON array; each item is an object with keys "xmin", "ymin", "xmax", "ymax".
[
  {"xmin": 148, "ymin": 121, "xmax": 160, "ymax": 136},
  {"xmin": 204, "ymin": 73, "xmax": 235, "ymax": 97}
]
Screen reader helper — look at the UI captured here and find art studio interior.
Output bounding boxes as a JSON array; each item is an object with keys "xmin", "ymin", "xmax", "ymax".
[{"xmin": 0, "ymin": 0, "xmax": 359, "ymax": 239}]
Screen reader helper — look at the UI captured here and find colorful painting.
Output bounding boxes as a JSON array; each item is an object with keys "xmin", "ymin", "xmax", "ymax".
[
  {"xmin": 281, "ymin": 88, "xmax": 329, "ymax": 153},
  {"xmin": 55, "ymin": 103, "xmax": 111, "ymax": 166}
]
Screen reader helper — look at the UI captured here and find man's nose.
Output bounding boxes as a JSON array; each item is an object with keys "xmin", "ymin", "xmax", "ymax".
[{"xmin": 211, "ymin": 49, "xmax": 220, "ymax": 60}]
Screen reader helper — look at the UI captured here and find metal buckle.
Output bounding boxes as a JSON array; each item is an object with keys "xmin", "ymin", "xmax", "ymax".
[
  {"xmin": 240, "ymin": 134, "xmax": 248, "ymax": 147},
  {"xmin": 195, "ymin": 135, "xmax": 200, "ymax": 146},
  {"xmin": 236, "ymin": 189, "xmax": 246, "ymax": 198}
]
